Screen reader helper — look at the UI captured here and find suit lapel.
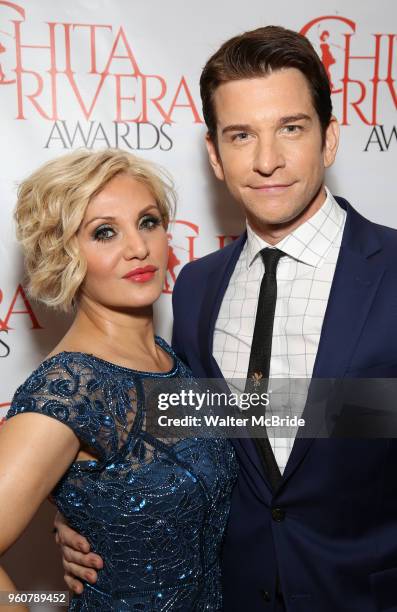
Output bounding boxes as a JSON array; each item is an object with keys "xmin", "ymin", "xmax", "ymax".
[
  {"xmin": 282, "ymin": 201, "xmax": 386, "ymax": 484},
  {"xmin": 198, "ymin": 233, "xmax": 246, "ymax": 378},
  {"xmin": 197, "ymin": 233, "xmax": 274, "ymax": 496}
]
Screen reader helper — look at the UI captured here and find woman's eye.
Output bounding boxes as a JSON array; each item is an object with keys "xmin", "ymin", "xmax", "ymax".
[
  {"xmin": 93, "ymin": 225, "xmax": 116, "ymax": 241},
  {"xmin": 139, "ymin": 215, "xmax": 162, "ymax": 231}
]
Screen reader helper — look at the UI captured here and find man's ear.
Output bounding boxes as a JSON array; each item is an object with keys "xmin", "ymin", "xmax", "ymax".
[
  {"xmin": 323, "ymin": 116, "xmax": 339, "ymax": 168},
  {"xmin": 205, "ymin": 133, "xmax": 225, "ymax": 181}
]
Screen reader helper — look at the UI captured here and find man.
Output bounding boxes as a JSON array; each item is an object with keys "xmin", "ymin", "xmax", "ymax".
[{"xmin": 56, "ymin": 26, "xmax": 397, "ymax": 611}]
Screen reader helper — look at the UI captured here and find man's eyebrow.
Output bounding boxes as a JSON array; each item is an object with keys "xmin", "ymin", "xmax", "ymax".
[
  {"xmin": 278, "ymin": 113, "xmax": 312, "ymax": 125},
  {"xmin": 221, "ymin": 114, "xmax": 312, "ymax": 136},
  {"xmin": 221, "ymin": 124, "xmax": 252, "ymax": 135}
]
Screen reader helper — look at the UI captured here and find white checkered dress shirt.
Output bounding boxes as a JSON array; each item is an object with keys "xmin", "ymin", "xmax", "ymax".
[{"xmin": 213, "ymin": 188, "xmax": 347, "ymax": 473}]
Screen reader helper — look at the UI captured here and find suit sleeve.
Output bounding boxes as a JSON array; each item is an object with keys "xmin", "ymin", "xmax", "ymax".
[{"xmin": 171, "ymin": 264, "xmax": 190, "ymax": 363}]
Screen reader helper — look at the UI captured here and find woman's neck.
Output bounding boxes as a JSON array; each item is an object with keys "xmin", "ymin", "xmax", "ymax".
[{"xmin": 48, "ymin": 297, "xmax": 171, "ymax": 371}]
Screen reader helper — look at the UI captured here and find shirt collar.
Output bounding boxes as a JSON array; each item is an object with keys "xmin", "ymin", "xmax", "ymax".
[{"xmin": 245, "ymin": 187, "xmax": 345, "ymax": 269}]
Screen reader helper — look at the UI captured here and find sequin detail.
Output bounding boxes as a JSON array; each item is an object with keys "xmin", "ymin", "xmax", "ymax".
[{"xmin": 7, "ymin": 337, "xmax": 237, "ymax": 611}]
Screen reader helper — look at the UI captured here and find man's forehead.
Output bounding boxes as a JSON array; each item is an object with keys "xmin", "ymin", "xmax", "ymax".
[{"xmin": 213, "ymin": 70, "xmax": 316, "ymax": 125}]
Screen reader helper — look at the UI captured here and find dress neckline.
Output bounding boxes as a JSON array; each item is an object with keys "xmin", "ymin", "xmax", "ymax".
[{"xmin": 41, "ymin": 336, "xmax": 178, "ymax": 377}]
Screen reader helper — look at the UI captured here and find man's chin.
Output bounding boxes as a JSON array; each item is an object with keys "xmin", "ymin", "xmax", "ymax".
[
  {"xmin": 247, "ymin": 210, "xmax": 302, "ymax": 230},
  {"xmin": 245, "ymin": 204, "xmax": 315, "ymax": 242}
]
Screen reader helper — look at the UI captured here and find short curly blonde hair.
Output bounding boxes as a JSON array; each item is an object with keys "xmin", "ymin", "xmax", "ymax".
[{"xmin": 15, "ymin": 148, "xmax": 175, "ymax": 312}]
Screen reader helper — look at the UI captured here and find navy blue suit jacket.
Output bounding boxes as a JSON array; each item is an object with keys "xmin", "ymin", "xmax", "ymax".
[{"xmin": 171, "ymin": 198, "xmax": 397, "ymax": 612}]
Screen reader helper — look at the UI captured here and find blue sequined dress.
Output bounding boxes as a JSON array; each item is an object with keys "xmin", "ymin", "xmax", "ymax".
[{"xmin": 7, "ymin": 337, "xmax": 237, "ymax": 611}]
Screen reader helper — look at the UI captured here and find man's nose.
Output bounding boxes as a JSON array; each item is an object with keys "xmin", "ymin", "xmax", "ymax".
[
  {"xmin": 122, "ymin": 229, "xmax": 149, "ymax": 260},
  {"xmin": 253, "ymin": 136, "xmax": 285, "ymax": 176}
]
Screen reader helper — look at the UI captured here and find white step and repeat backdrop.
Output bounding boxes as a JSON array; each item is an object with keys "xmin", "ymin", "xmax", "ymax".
[{"xmin": 0, "ymin": 0, "xmax": 396, "ymax": 606}]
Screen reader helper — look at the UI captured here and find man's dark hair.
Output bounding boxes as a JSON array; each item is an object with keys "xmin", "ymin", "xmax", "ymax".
[{"xmin": 200, "ymin": 25, "xmax": 332, "ymax": 145}]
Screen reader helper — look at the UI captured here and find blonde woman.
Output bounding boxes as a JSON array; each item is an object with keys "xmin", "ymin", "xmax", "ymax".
[{"xmin": 0, "ymin": 149, "xmax": 237, "ymax": 611}]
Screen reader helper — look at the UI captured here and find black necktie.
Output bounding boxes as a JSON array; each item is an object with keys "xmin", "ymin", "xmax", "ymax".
[{"xmin": 246, "ymin": 248, "xmax": 285, "ymax": 490}]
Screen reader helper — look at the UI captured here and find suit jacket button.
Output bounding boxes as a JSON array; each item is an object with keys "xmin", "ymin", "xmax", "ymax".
[
  {"xmin": 261, "ymin": 590, "xmax": 271, "ymax": 602},
  {"xmin": 272, "ymin": 507, "xmax": 286, "ymax": 522}
]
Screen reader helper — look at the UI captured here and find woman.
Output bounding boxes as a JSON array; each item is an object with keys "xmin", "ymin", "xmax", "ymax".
[{"xmin": 0, "ymin": 149, "xmax": 237, "ymax": 611}]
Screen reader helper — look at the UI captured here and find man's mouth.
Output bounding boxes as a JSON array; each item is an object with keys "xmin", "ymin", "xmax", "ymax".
[{"xmin": 248, "ymin": 183, "xmax": 294, "ymax": 192}]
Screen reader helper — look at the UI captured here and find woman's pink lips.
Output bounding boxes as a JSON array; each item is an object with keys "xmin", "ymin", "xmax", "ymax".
[{"xmin": 123, "ymin": 266, "xmax": 158, "ymax": 283}]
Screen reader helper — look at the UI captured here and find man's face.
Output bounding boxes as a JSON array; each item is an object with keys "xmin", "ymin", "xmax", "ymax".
[{"xmin": 206, "ymin": 68, "xmax": 339, "ymax": 241}]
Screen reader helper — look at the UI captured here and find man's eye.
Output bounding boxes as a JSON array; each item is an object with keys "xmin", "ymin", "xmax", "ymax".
[
  {"xmin": 232, "ymin": 132, "xmax": 250, "ymax": 141},
  {"xmin": 93, "ymin": 225, "xmax": 116, "ymax": 241},
  {"xmin": 282, "ymin": 125, "xmax": 302, "ymax": 134},
  {"xmin": 139, "ymin": 215, "xmax": 162, "ymax": 231}
]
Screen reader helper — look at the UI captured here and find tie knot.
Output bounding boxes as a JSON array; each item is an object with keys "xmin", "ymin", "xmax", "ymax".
[{"xmin": 260, "ymin": 248, "xmax": 285, "ymax": 276}]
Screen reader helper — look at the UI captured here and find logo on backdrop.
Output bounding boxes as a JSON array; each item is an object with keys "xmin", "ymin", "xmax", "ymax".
[
  {"xmin": 0, "ymin": 284, "xmax": 42, "ymax": 360},
  {"xmin": 164, "ymin": 223, "xmax": 238, "ymax": 294},
  {"xmin": 0, "ymin": 1, "xmax": 203, "ymax": 150},
  {"xmin": 0, "ymin": 283, "xmax": 42, "ymax": 418},
  {"xmin": 301, "ymin": 15, "xmax": 397, "ymax": 152}
]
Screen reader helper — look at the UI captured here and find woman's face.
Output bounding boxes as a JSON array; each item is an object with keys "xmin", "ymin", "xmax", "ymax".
[{"xmin": 77, "ymin": 173, "xmax": 168, "ymax": 311}]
